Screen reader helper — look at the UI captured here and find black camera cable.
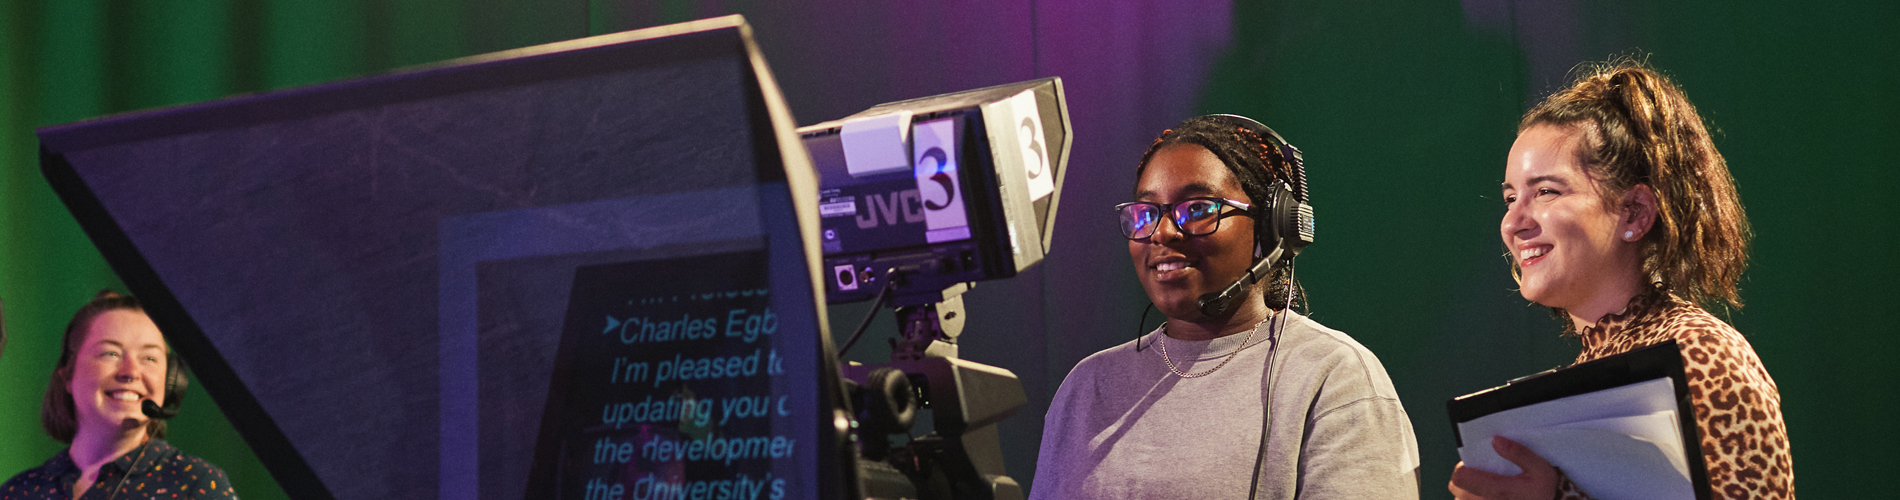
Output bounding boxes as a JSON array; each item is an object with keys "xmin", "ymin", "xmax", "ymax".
[{"xmin": 837, "ymin": 274, "xmax": 894, "ymax": 357}]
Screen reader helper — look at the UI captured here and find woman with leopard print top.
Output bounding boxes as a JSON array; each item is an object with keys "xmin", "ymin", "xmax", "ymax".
[{"xmin": 1448, "ymin": 59, "xmax": 1795, "ymax": 499}]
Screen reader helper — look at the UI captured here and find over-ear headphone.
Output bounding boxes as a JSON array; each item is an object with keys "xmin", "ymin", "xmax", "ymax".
[
  {"xmin": 144, "ymin": 350, "xmax": 187, "ymax": 420},
  {"xmin": 1201, "ymin": 114, "xmax": 1316, "ymax": 266},
  {"xmin": 1183, "ymin": 115, "xmax": 1315, "ymax": 319}
]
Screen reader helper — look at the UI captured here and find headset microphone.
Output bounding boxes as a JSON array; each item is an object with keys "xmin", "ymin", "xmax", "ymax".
[
  {"xmin": 142, "ymin": 352, "xmax": 188, "ymax": 420},
  {"xmin": 1194, "ymin": 180, "xmax": 1315, "ymax": 318},
  {"xmin": 1196, "ymin": 246, "xmax": 1284, "ymax": 318},
  {"xmin": 142, "ymin": 399, "xmax": 179, "ymax": 420}
]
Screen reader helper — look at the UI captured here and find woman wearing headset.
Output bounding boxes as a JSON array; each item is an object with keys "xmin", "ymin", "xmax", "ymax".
[
  {"xmin": 2, "ymin": 291, "xmax": 237, "ymax": 500},
  {"xmin": 1031, "ymin": 115, "xmax": 1418, "ymax": 499},
  {"xmin": 1448, "ymin": 61, "xmax": 1794, "ymax": 499}
]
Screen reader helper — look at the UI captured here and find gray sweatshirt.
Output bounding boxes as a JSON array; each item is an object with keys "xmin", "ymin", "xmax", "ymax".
[{"xmin": 1030, "ymin": 313, "xmax": 1419, "ymax": 499}]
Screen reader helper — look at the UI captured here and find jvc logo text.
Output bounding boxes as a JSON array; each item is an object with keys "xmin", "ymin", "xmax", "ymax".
[{"xmin": 855, "ymin": 189, "xmax": 925, "ymax": 229}]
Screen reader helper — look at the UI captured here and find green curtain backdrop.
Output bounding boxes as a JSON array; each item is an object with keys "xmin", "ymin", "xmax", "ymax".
[{"xmin": 2, "ymin": 1, "xmax": 1893, "ymax": 499}]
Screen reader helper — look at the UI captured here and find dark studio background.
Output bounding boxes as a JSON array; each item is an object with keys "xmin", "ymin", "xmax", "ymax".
[{"xmin": 1, "ymin": 1, "xmax": 1893, "ymax": 498}]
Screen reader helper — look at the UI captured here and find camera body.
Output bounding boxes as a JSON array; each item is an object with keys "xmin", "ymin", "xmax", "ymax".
[{"xmin": 802, "ymin": 78, "xmax": 1070, "ymax": 307}]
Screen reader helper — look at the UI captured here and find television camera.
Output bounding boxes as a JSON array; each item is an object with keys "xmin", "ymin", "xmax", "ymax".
[{"xmin": 802, "ymin": 77, "xmax": 1070, "ymax": 500}]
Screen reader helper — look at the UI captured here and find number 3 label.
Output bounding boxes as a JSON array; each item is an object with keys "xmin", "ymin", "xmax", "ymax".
[{"xmin": 1009, "ymin": 90, "xmax": 1055, "ymax": 202}]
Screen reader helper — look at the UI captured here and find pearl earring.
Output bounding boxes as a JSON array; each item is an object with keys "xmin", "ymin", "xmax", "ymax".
[{"xmin": 1624, "ymin": 231, "xmax": 1634, "ymax": 240}]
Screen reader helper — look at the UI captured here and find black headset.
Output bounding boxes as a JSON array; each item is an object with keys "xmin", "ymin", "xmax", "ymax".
[
  {"xmin": 1204, "ymin": 114, "xmax": 1315, "ymax": 266},
  {"xmin": 145, "ymin": 350, "xmax": 188, "ymax": 420},
  {"xmin": 1187, "ymin": 115, "xmax": 1315, "ymax": 319}
]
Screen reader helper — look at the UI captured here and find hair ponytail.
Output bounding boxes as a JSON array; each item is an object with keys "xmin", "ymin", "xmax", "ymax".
[{"xmin": 1522, "ymin": 58, "xmax": 1751, "ymax": 311}]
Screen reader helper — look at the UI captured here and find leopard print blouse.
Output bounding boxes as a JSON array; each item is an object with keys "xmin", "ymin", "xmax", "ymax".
[{"xmin": 1552, "ymin": 288, "xmax": 1795, "ymax": 499}]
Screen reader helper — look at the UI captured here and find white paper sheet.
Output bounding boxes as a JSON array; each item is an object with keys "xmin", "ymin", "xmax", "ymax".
[{"xmin": 1456, "ymin": 377, "xmax": 1692, "ymax": 500}]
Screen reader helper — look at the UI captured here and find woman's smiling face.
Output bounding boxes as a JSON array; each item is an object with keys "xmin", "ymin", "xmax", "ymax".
[
  {"xmin": 1129, "ymin": 144, "xmax": 1258, "ymax": 321},
  {"xmin": 1500, "ymin": 124, "xmax": 1636, "ymax": 311},
  {"xmin": 66, "ymin": 309, "xmax": 167, "ymax": 436}
]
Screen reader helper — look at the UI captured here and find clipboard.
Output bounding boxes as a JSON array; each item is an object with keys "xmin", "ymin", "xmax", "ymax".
[{"xmin": 1448, "ymin": 340, "xmax": 1711, "ymax": 500}]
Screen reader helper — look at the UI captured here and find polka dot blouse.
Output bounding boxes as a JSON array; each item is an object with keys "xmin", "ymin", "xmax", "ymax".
[{"xmin": 1, "ymin": 439, "xmax": 238, "ymax": 499}]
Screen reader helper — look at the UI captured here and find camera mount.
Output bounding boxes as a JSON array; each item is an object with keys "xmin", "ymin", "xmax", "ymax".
[{"xmin": 843, "ymin": 284, "xmax": 1026, "ymax": 500}]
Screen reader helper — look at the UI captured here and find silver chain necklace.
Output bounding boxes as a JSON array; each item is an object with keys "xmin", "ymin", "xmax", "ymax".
[{"xmin": 1155, "ymin": 316, "xmax": 1270, "ymax": 378}]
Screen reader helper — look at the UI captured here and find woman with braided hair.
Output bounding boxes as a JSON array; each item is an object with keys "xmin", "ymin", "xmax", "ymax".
[
  {"xmin": 1031, "ymin": 115, "xmax": 1419, "ymax": 499},
  {"xmin": 1449, "ymin": 60, "xmax": 1794, "ymax": 499}
]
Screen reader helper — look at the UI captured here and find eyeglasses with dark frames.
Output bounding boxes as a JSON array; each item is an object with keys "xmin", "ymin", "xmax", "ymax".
[{"xmin": 1114, "ymin": 197, "xmax": 1253, "ymax": 240}]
